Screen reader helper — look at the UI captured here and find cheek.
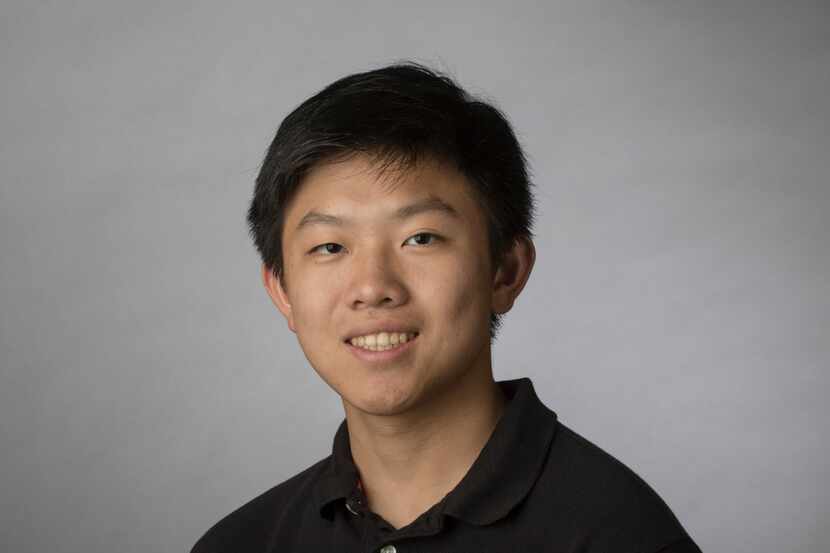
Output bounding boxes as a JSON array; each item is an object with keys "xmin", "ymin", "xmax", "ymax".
[
  {"xmin": 420, "ymin": 251, "xmax": 492, "ymax": 333},
  {"xmin": 288, "ymin": 270, "xmax": 342, "ymax": 335},
  {"xmin": 290, "ymin": 281, "xmax": 342, "ymax": 378}
]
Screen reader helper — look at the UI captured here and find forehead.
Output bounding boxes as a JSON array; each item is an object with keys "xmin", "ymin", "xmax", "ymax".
[{"xmin": 284, "ymin": 154, "xmax": 485, "ymax": 229}]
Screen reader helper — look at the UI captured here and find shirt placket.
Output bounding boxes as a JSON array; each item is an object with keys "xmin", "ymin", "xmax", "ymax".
[{"xmin": 345, "ymin": 478, "xmax": 445, "ymax": 553}]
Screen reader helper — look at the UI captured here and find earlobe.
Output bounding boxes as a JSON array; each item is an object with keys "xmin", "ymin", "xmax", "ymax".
[
  {"xmin": 261, "ymin": 264, "xmax": 297, "ymax": 333},
  {"xmin": 491, "ymin": 237, "xmax": 536, "ymax": 315}
]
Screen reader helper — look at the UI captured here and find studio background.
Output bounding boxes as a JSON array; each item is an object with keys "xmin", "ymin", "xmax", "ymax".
[{"xmin": 1, "ymin": 1, "xmax": 828, "ymax": 552}]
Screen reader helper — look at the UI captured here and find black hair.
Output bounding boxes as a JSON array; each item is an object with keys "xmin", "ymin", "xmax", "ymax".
[{"xmin": 247, "ymin": 62, "xmax": 535, "ymax": 341}]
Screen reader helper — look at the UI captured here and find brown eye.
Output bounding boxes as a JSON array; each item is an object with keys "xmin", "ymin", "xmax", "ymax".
[
  {"xmin": 310, "ymin": 243, "xmax": 344, "ymax": 255},
  {"xmin": 404, "ymin": 233, "xmax": 441, "ymax": 246}
]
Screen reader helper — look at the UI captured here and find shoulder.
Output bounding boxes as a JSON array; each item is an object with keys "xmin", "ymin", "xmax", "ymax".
[
  {"xmin": 190, "ymin": 456, "xmax": 330, "ymax": 553},
  {"xmin": 538, "ymin": 423, "xmax": 698, "ymax": 551}
]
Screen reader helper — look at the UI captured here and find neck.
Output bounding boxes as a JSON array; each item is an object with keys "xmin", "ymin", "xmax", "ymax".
[{"xmin": 342, "ymin": 361, "xmax": 506, "ymax": 529}]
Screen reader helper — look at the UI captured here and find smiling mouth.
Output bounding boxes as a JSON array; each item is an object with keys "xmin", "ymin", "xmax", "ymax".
[{"xmin": 345, "ymin": 332, "xmax": 419, "ymax": 352}]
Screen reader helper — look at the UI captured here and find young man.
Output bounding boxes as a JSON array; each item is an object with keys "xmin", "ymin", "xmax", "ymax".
[{"xmin": 192, "ymin": 63, "xmax": 701, "ymax": 552}]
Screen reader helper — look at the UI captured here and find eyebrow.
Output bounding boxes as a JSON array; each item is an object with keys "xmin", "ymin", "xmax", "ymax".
[{"xmin": 295, "ymin": 196, "xmax": 461, "ymax": 232}]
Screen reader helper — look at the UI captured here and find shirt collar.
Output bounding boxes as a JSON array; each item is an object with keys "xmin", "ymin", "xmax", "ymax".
[
  {"xmin": 312, "ymin": 420, "xmax": 360, "ymax": 520},
  {"xmin": 312, "ymin": 378, "xmax": 558, "ymax": 526}
]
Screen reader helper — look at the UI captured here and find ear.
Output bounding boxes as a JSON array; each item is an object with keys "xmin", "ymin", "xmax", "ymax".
[
  {"xmin": 491, "ymin": 236, "xmax": 536, "ymax": 315},
  {"xmin": 261, "ymin": 264, "xmax": 297, "ymax": 333}
]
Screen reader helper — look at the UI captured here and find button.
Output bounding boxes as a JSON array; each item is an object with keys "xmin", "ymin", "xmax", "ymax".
[
  {"xmin": 345, "ymin": 500, "xmax": 360, "ymax": 516},
  {"xmin": 379, "ymin": 545, "xmax": 396, "ymax": 553}
]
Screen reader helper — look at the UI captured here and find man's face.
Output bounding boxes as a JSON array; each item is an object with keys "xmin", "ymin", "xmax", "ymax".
[{"xmin": 265, "ymin": 154, "xmax": 503, "ymax": 416}]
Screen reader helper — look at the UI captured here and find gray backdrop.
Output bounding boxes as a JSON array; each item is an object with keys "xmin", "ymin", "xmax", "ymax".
[{"xmin": 1, "ymin": 1, "xmax": 828, "ymax": 552}]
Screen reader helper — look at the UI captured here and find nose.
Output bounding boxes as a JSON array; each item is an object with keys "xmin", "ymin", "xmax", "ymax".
[{"xmin": 347, "ymin": 246, "xmax": 409, "ymax": 311}]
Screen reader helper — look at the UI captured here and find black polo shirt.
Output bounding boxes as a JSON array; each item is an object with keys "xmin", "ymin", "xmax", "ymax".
[{"xmin": 191, "ymin": 378, "xmax": 701, "ymax": 552}]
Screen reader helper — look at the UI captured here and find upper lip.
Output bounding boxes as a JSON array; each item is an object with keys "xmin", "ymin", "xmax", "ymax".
[{"xmin": 343, "ymin": 323, "xmax": 420, "ymax": 341}]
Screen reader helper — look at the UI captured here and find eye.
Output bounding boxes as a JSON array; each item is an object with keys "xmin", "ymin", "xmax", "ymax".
[
  {"xmin": 309, "ymin": 243, "xmax": 344, "ymax": 256},
  {"xmin": 404, "ymin": 232, "xmax": 442, "ymax": 247}
]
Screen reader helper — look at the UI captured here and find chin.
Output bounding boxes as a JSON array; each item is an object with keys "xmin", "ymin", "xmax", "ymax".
[{"xmin": 341, "ymin": 381, "xmax": 420, "ymax": 417}]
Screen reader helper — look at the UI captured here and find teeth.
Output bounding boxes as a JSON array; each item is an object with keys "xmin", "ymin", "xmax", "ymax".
[{"xmin": 349, "ymin": 332, "xmax": 417, "ymax": 351}]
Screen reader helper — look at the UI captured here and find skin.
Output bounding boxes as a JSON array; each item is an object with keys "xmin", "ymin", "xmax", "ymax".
[{"xmin": 262, "ymin": 153, "xmax": 535, "ymax": 529}]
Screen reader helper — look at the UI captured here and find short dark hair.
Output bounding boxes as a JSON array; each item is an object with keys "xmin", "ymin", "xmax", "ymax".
[{"xmin": 247, "ymin": 62, "xmax": 535, "ymax": 341}]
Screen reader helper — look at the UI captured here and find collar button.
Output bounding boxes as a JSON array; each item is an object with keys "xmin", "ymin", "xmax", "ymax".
[{"xmin": 345, "ymin": 500, "xmax": 360, "ymax": 516}]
